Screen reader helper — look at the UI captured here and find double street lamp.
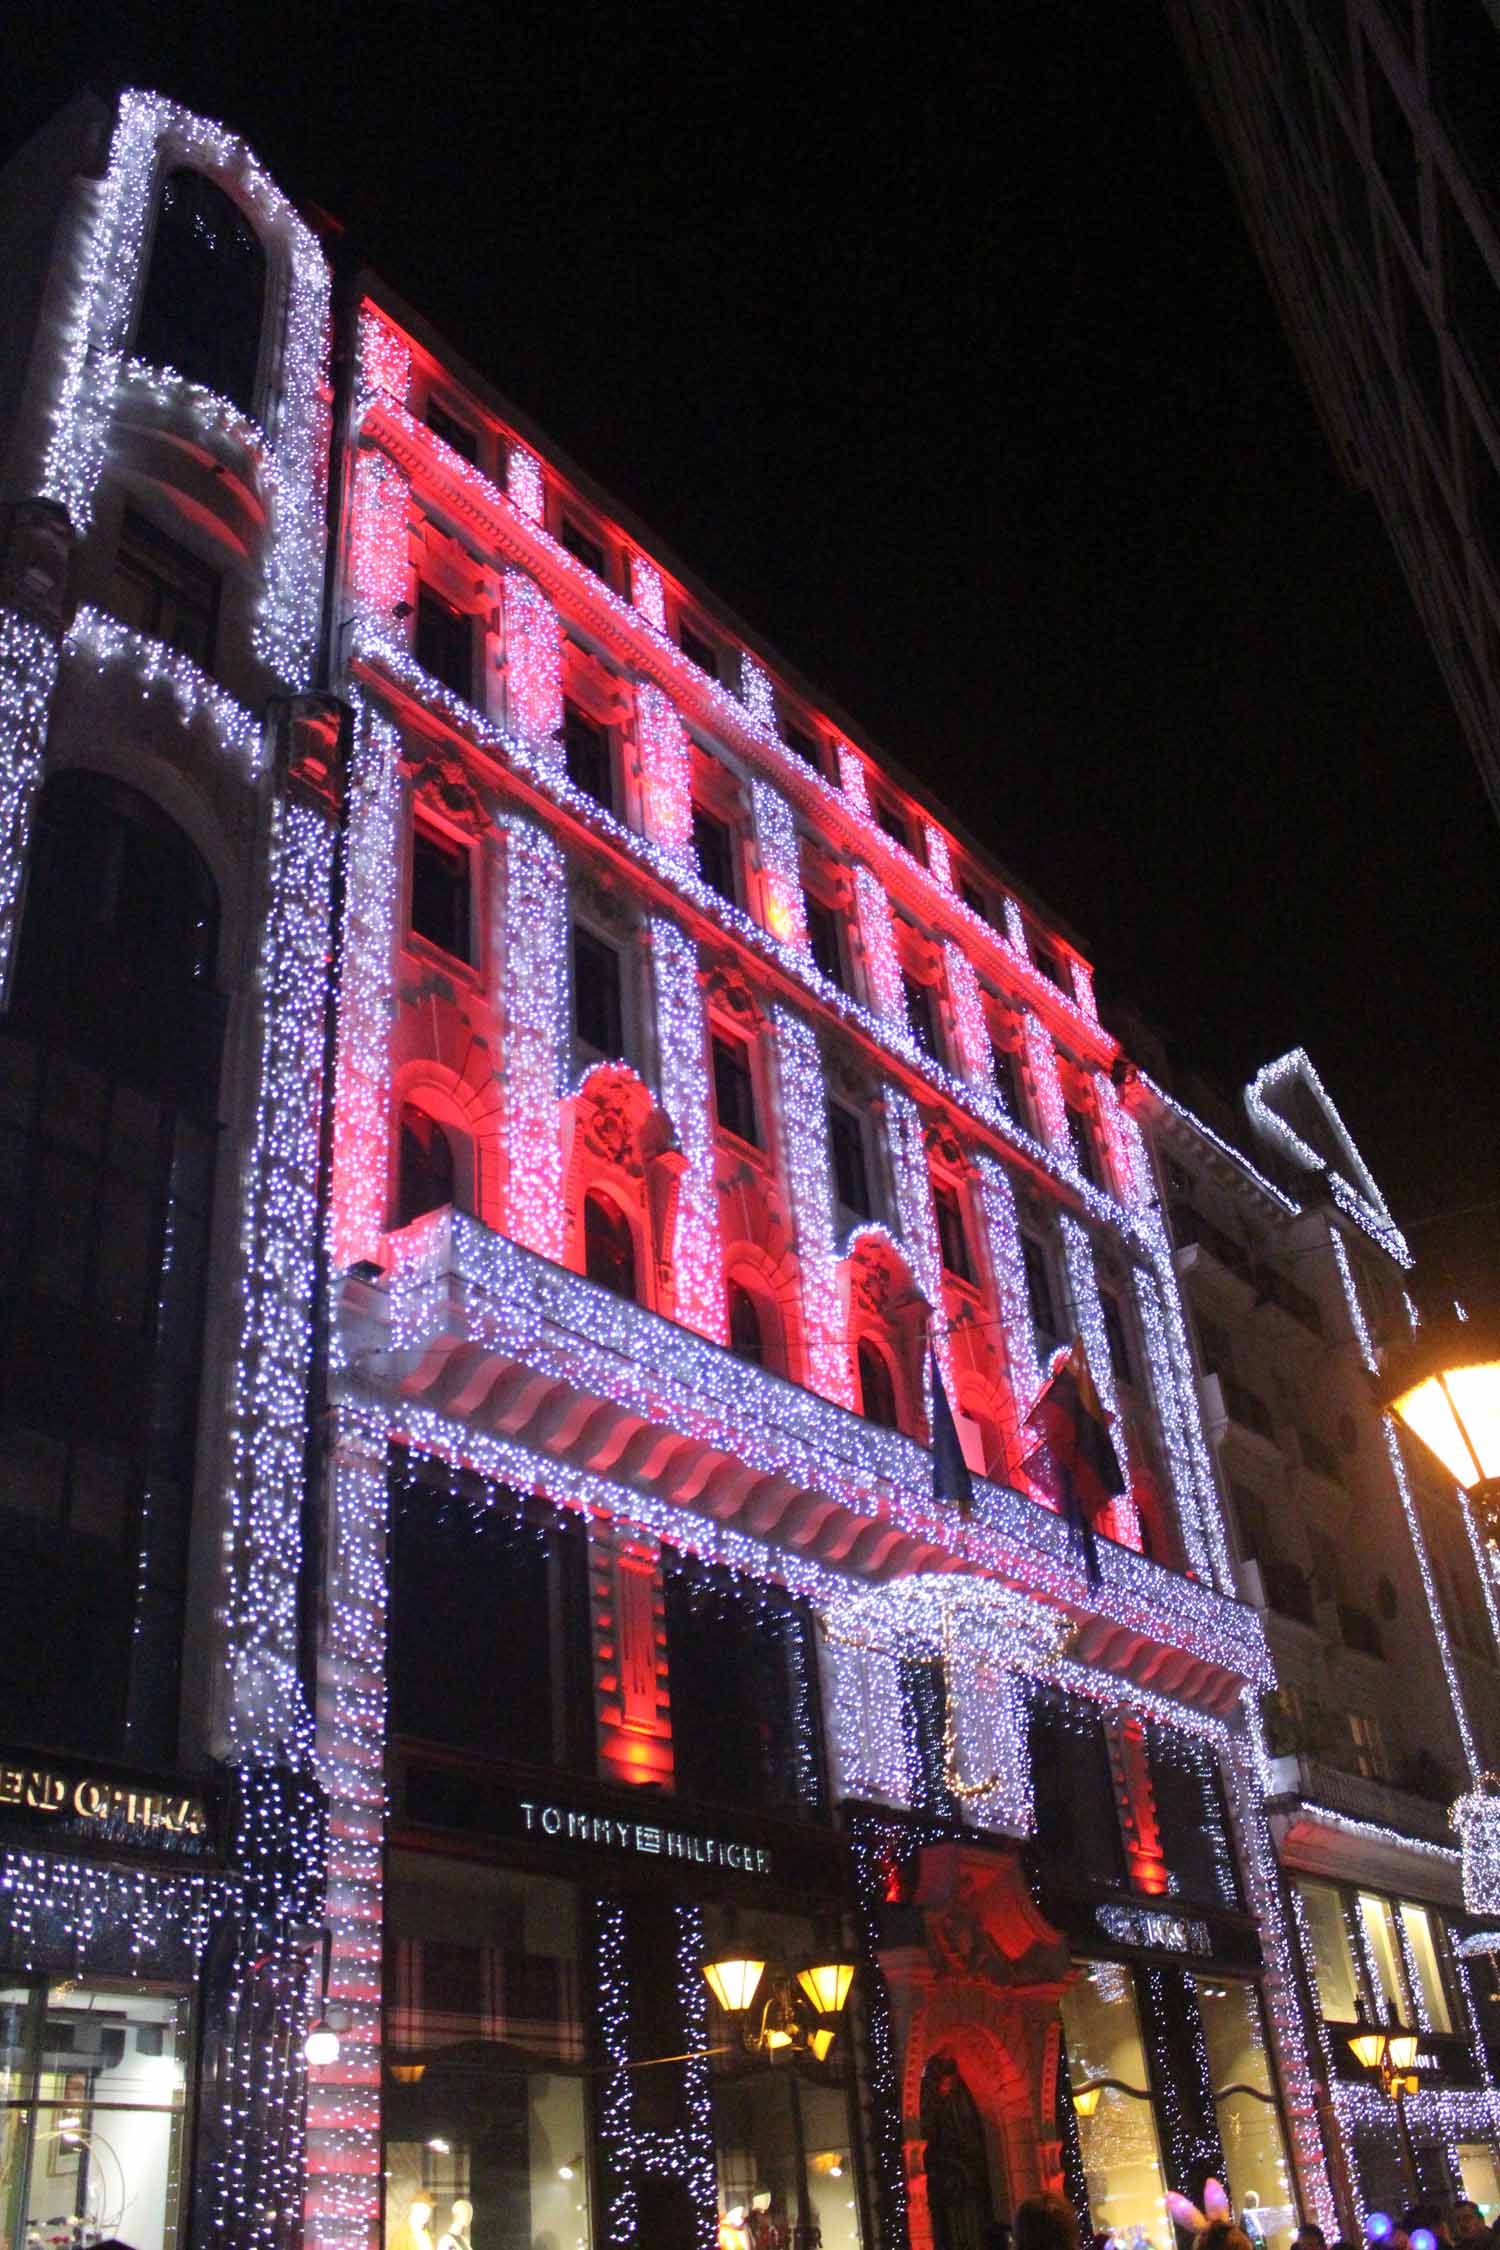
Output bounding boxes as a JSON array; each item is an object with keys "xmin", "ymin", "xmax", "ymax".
[{"xmin": 1347, "ymin": 2004, "xmax": 1421, "ymax": 2189}]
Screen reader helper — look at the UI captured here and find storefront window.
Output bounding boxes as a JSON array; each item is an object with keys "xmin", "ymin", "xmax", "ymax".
[
  {"xmin": 702, "ymin": 1904, "xmax": 863, "ymax": 2250},
  {"xmin": 0, "ymin": 1979, "xmax": 190, "ymax": 2250},
  {"xmin": 1457, "ymin": 2142, "xmax": 1500, "ymax": 2218},
  {"xmin": 1192, "ymin": 1980, "xmax": 1296, "ymax": 2250},
  {"xmin": 1296, "ymin": 1881, "xmax": 1360, "ymax": 2022},
  {"xmin": 1398, "ymin": 1904, "xmax": 1455, "ymax": 2033},
  {"xmin": 1060, "ymin": 1962, "xmax": 1168, "ymax": 2250},
  {"xmin": 1357, "ymin": 1893, "xmax": 1412, "ymax": 2021},
  {"xmin": 383, "ymin": 1852, "xmax": 593, "ymax": 2250}
]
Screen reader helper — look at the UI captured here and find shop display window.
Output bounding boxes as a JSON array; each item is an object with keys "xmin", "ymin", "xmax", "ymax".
[
  {"xmin": 1059, "ymin": 1962, "xmax": 1168, "ymax": 2250},
  {"xmin": 1356, "ymin": 1892, "xmax": 1412, "ymax": 2021},
  {"xmin": 701, "ymin": 1903, "xmax": 864, "ymax": 2250},
  {"xmin": 1457, "ymin": 2142, "xmax": 1500, "ymax": 2218},
  {"xmin": 1398, "ymin": 1903, "xmax": 1455, "ymax": 2033},
  {"xmin": 1295, "ymin": 1881, "xmax": 1360, "ymax": 2023},
  {"xmin": 1191, "ymin": 1979, "xmax": 1296, "ymax": 2250},
  {"xmin": 383, "ymin": 1853, "xmax": 593, "ymax": 2250},
  {"xmin": 0, "ymin": 1979, "xmax": 190, "ymax": 2250}
]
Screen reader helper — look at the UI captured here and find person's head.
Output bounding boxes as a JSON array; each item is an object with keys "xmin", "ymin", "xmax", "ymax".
[
  {"xmin": 1294, "ymin": 2228, "xmax": 1328, "ymax": 2250},
  {"xmin": 1198, "ymin": 2224, "xmax": 1255, "ymax": 2250},
  {"xmin": 1015, "ymin": 2192, "xmax": 1081, "ymax": 2250},
  {"xmin": 1452, "ymin": 2208, "xmax": 1486, "ymax": 2247},
  {"xmin": 1403, "ymin": 2211, "xmax": 1451, "ymax": 2249}
]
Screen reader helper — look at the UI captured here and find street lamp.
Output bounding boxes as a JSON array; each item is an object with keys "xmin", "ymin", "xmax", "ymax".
[
  {"xmin": 702, "ymin": 1946, "xmax": 856, "ymax": 2062},
  {"xmin": 1380, "ymin": 1312, "xmax": 1500, "ymax": 1536},
  {"xmin": 1346, "ymin": 2003, "xmax": 1421, "ymax": 2190}
]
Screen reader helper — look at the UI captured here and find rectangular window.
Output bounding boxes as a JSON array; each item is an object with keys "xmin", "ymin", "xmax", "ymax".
[
  {"xmin": 415, "ymin": 585, "xmax": 473, "ymax": 700},
  {"xmin": 991, "ymin": 1040, "xmax": 1026, "ymax": 1121},
  {"xmin": 712, "ymin": 1033, "xmax": 760, "ymax": 1149},
  {"xmin": 1357, "ymin": 1891, "xmax": 1412, "ymax": 2020},
  {"xmin": 902, "ymin": 971, "xmax": 940, "ymax": 1059},
  {"xmin": 383, "ymin": 1852, "xmax": 591, "ymax": 2250},
  {"xmin": 692, "ymin": 804, "xmax": 737, "ymax": 902},
  {"xmin": 1069, "ymin": 1103, "xmax": 1106, "ymax": 1190},
  {"xmin": 1146, "ymin": 1722, "xmax": 1242, "ymax": 1908},
  {"xmin": 828, "ymin": 1101, "xmax": 872, "ymax": 1221},
  {"xmin": 1031, "ymin": 937, "xmax": 1069, "ymax": 989},
  {"xmin": 424, "ymin": 398, "xmax": 478, "ymax": 462},
  {"xmin": 782, "ymin": 717, "xmax": 822, "ymax": 770},
  {"xmin": 0, "ymin": 1977, "xmax": 192, "ymax": 2250},
  {"xmin": 1027, "ymin": 1684, "xmax": 1125, "ymax": 1885},
  {"xmin": 875, "ymin": 798, "xmax": 911, "ymax": 853},
  {"xmin": 1101, "ymin": 1290, "xmax": 1139, "ymax": 1391},
  {"xmin": 561, "ymin": 515, "xmax": 607, "ymax": 579},
  {"xmin": 1298, "ymin": 1880, "xmax": 1361, "ymax": 2022},
  {"xmin": 572, "ymin": 925, "xmax": 624, "ymax": 1057},
  {"xmin": 563, "ymin": 702, "xmax": 614, "ymax": 811},
  {"xmin": 1191, "ymin": 1980, "xmax": 1296, "ymax": 2250},
  {"xmin": 679, "ymin": 617, "xmax": 719, "ymax": 678},
  {"xmin": 933, "ymin": 1180, "xmax": 973, "ymax": 1283},
  {"xmin": 1060, "ymin": 1963, "xmax": 1168, "ymax": 2250},
  {"xmin": 959, "ymin": 875, "xmax": 989, "ymax": 922},
  {"xmin": 804, "ymin": 895, "xmax": 846, "ymax": 990},
  {"xmin": 665, "ymin": 1562, "xmax": 818, "ymax": 1815},
  {"xmin": 1023, "ymin": 1235, "xmax": 1064, "ymax": 1365},
  {"xmin": 410, "ymin": 824, "xmax": 472, "ymax": 962},
  {"xmin": 1399, "ymin": 1903, "xmax": 1455, "ymax": 2033},
  {"xmin": 109, "ymin": 510, "xmax": 219, "ymax": 669}
]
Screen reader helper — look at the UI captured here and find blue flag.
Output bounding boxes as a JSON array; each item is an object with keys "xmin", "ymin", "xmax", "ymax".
[{"xmin": 929, "ymin": 1345, "xmax": 976, "ymax": 1520}]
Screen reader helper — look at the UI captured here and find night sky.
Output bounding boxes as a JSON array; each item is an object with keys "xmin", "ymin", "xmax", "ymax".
[{"xmin": 4, "ymin": 1, "xmax": 1497, "ymax": 1313}]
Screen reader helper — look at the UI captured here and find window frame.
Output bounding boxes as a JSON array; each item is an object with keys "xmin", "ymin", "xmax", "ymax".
[
  {"xmin": 691, "ymin": 799, "xmax": 739, "ymax": 904},
  {"xmin": 562, "ymin": 699, "xmax": 616, "ymax": 812},
  {"xmin": 413, "ymin": 581, "xmax": 476, "ymax": 703},
  {"xmin": 109, "ymin": 509, "xmax": 221, "ymax": 672},
  {"xmin": 710, "ymin": 1029, "xmax": 761, "ymax": 1152},
  {"xmin": 932, "ymin": 1176, "xmax": 975, "ymax": 1286},
  {"xmin": 571, "ymin": 920, "xmax": 627, "ymax": 1061},
  {"xmin": 423, "ymin": 395, "xmax": 480, "ymax": 464},
  {"xmin": 828, "ymin": 1098, "xmax": 874, "ymax": 1224},
  {"xmin": 407, "ymin": 816, "xmax": 475, "ymax": 969},
  {"xmin": 678, "ymin": 613, "xmax": 721, "ymax": 679}
]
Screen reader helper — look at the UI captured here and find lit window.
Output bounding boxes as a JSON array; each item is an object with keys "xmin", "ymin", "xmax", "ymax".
[
  {"xmin": 1399, "ymin": 1902, "xmax": 1455, "ymax": 2033},
  {"xmin": 1357, "ymin": 1892, "xmax": 1412, "ymax": 2021},
  {"xmin": 1192, "ymin": 1979, "xmax": 1297, "ymax": 2250},
  {"xmin": 409, "ymin": 825, "xmax": 471, "ymax": 962},
  {"xmin": 1060, "ymin": 1964, "xmax": 1168, "ymax": 2250}
]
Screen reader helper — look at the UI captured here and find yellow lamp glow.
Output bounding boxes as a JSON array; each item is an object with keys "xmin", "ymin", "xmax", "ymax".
[
  {"xmin": 1073, "ymin": 2085, "xmax": 1103, "ymax": 2118},
  {"xmin": 703, "ymin": 1957, "xmax": 766, "ymax": 2014},
  {"xmin": 807, "ymin": 2026, "xmax": 838, "ymax": 2063},
  {"xmin": 1381, "ymin": 1318, "xmax": 1500, "ymax": 1499},
  {"xmin": 1348, "ymin": 2027, "xmax": 1387, "ymax": 2069},
  {"xmin": 796, "ymin": 1961, "xmax": 856, "ymax": 2016},
  {"xmin": 1387, "ymin": 2030, "xmax": 1420, "ymax": 2071}
]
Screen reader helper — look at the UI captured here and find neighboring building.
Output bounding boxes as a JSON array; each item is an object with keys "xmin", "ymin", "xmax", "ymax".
[
  {"xmin": 1165, "ymin": 0, "xmax": 1500, "ymax": 821},
  {"xmin": 0, "ymin": 81, "xmax": 1492, "ymax": 2250},
  {"xmin": 1140, "ymin": 1042, "xmax": 1500, "ymax": 2223}
]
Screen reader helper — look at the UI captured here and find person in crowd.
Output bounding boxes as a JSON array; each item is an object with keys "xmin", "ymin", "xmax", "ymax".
[
  {"xmin": 1014, "ymin": 2190, "xmax": 1082, "ymax": 2250},
  {"xmin": 1293, "ymin": 2227, "xmax": 1327, "ymax": 2250},
  {"xmin": 1450, "ymin": 2205, "xmax": 1486, "ymax": 2247}
]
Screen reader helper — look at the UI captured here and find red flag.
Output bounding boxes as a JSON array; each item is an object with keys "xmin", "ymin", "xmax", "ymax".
[{"xmin": 1020, "ymin": 1337, "xmax": 1125, "ymax": 1585}]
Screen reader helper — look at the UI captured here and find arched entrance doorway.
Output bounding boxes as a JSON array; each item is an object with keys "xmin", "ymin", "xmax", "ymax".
[{"xmin": 922, "ymin": 2053, "xmax": 999, "ymax": 2250}]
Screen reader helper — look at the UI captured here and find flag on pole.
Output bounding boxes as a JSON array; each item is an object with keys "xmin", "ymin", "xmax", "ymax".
[
  {"xmin": 1019, "ymin": 1336, "xmax": 1125, "ymax": 1586},
  {"xmin": 928, "ymin": 1345, "xmax": 975, "ymax": 1520}
]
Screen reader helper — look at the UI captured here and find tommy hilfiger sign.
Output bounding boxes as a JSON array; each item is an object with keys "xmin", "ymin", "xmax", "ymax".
[{"xmin": 519, "ymin": 1798, "xmax": 773, "ymax": 1875}]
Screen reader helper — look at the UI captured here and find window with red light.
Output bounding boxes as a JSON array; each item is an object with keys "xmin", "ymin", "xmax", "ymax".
[
  {"xmin": 409, "ymin": 823, "xmax": 472, "ymax": 964},
  {"xmin": 583, "ymin": 1190, "xmax": 637, "ymax": 1301},
  {"xmin": 933, "ymin": 1180, "xmax": 975, "ymax": 1285},
  {"xmin": 711, "ymin": 1033, "xmax": 760, "ymax": 1149}
]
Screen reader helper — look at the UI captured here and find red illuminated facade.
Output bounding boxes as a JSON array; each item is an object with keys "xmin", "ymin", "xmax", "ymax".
[{"xmin": 0, "ymin": 81, "xmax": 1497, "ymax": 2250}]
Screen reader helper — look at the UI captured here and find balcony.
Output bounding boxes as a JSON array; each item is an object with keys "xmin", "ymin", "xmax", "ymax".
[
  {"xmin": 1337, "ymin": 1603, "xmax": 1384, "ymax": 1659},
  {"xmin": 1199, "ymin": 1369, "xmax": 1280, "ymax": 1456},
  {"xmin": 1251, "ymin": 1263, "xmax": 1323, "ymax": 1342},
  {"xmin": 1170, "ymin": 1201, "xmax": 1255, "ymax": 1297},
  {"xmin": 1266, "ymin": 1754, "xmax": 1456, "ymax": 1848},
  {"xmin": 342, "ymin": 1209, "xmax": 1272, "ymax": 1714}
]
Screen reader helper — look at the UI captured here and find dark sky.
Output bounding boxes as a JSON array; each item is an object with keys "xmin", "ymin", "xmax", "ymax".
[{"xmin": 4, "ymin": 0, "xmax": 1497, "ymax": 1313}]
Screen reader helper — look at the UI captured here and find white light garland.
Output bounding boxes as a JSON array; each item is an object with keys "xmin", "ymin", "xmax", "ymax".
[
  {"xmin": 1247, "ymin": 1048, "xmax": 1411, "ymax": 1265},
  {"xmin": 886, "ymin": 1081, "xmax": 953, "ymax": 1403},
  {"xmin": 347, "ymin": 447, "xmax": 410, "ymax": 641},
  {"xmin": 502, "ymin": 566, "xmax": 563, "ymax": 751},
  {"xmin": 629, "ymin": 552, "xmax": 667, "ymax": 630},
  {"xmin": 772, "ymin": 1005, "xmax": 853, "ymax": 1406},
  {"xmin": 750, "ymin": 775, "xmax": 808, "ymax": 951},
  {"xmin": 854, "ymin": 863, "xmax": 905, "ymax": 1026},
  {"xmin": 507, "ymin": 444, "xmax": 546, "ymax": 526},
  {"xmin": 649, "ymin": 916, "xmax": 727, "ymax": 1342},
  {"xmin": 0, "ymin": 607, "xmax": 61, "ymax": 999},
  {"xmin": 944, "ymin": 938, "xmax": 995, "ymax": 1093},
  {"xmin": 65, "ymin": 601, "xmax": 264, "ymax": 769},
  {"xmin": 1059, "ymin": 1211, "xmax": 1142, "ymax": 1551},
  {"xmin": 636, "ymin": 678, "xmax": 694, "ymax": 862}
]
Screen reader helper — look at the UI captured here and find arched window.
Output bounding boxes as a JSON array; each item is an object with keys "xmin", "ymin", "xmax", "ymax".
[
  {"xmin": 584, "ymin": 1191, "xmax": 637, "ymax": 1302},
  {"xmin": 134, "ymin": 169, "xmax": 266, "ymax": 418},
  {"xmin": 857, "ymin": 1337, "xmax": 900, "ymax": 1430},
  {"xmin": 0, "ymin": 772, "xmax": 224, "ymax": 1763},
  {"xmin": 728, "ymin": 1279, "xmax": 766, "ymax": 1366},
  {"xmin": 396, "ymin": 1103, "xmax": 459, "ymax": 1228}
]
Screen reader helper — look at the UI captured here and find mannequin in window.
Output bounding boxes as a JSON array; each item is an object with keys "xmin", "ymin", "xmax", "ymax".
[
  {"xmin": 437, "ymin": 2198, "xmax": 472, "ymax": 2250},
  {"xmin": 583, "ymin": 1190, "xmax": 637, "ymax": 1300},
  {"xmin": 857, "ymin": 1337, "xmax": 900, "ymax": 1430},
  {"xmin": 396, "ymin": 1103, "xmax": 458, "ymax": 1228},
  {"xmin": 406, "ymin": 2199, "xmax": 435, "ymax": 2250}
]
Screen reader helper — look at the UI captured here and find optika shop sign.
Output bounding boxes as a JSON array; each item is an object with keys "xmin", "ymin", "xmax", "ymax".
[
  {"xmin": 519, "ymin": 1799, "xmax": 771, "ymax": 1875},
  {"xmin": 0, "ymin": 1758, "xmax": 212, "ymax": 1856}
]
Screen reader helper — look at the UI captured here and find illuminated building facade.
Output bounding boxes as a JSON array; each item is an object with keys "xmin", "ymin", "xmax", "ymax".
[
  {"xmin": 1165, "ymin": 0, "xmax": 1500, "ymax": 822},
  {"xmin": 0, "ymin": 78, "xmax": 1491, "ymax": 2250},
  {"xmin": 1141, "ymin": 1046, "xmax": 1500, "ymax": 2225}
]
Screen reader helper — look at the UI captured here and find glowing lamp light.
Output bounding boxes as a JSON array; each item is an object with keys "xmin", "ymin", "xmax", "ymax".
[
  {"xmin": 388, "ymin": 2061, "xmax": 426, "ymax": 2085},
  {"xmin": 807, "ymin": 2026, "xmax": 837, "ymax": 2063},
  {"xmin": 1073, "ymin": 2084, "xmax": 1104, "ymax": 2119},
  {"xmin": 303, "ymin": 2019, "xmax": 340, "ymax": 2067},
  {"xmin": 796, "ymin": 1961, "xmax": 856, "ymax": 2016},
  {"xmin": 1347, "ymin": 2025, "xmax": 1388, "ymax": 2070},
  {"xmin": 703, "ymin": 1956, "xmax": 766, "ymax": 2014},
  {"xmin": 1387, "ymin": 2030, "xmax": 1420, "ymax": 2071},
  {"xmin": 1381, "ymin": 1315, "xmax": 1500, "ymax": 1520}
]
